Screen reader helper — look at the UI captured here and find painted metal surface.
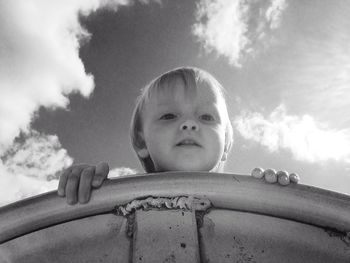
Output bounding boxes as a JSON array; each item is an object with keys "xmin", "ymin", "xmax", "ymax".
[
  {"xmin": 133, "ymin": 210, "xmax": 200, "ymax": 263},
  {"xmin": 0, "ymin": 214, "xmax": 130, "ymax": 263},
  {"xmin": 200, "ymin": 210, "xmax": 350, "ymax": 262},
  {"xmin": 0, "ymin": 172, "xmax": 349, "ymax": 262}
]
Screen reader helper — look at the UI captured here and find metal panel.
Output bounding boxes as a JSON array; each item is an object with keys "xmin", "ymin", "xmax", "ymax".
[
  {"xmin": 0, "ymin": 214, "xmax": 130, "ymax": 263},
  {"xmin": 199, "ymin": 209, "xmax": 350, "ymax": 263},
  {"xmin": 0, "ymin": 172, "xmax": 350, "ymax": 262},
  {"xmin": 1, "ymin": 173, "xmax": 350, "ymax": 244},
  {"xmin": 133, "ymin": 210, "xmax": 200, "ymax": 263}
]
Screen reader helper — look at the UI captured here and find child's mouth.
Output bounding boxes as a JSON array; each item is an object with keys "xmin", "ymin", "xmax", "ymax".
[{"xmin": 176, "ymin": 139, "xmax": 201, "ymax": 147}]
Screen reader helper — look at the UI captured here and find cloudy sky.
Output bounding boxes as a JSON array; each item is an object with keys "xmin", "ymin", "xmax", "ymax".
[{"xmin": 1, "ymin": 0, "xmax": 349, "ymax": 206}]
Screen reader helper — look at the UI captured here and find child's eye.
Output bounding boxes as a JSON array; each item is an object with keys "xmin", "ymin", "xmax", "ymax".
[
  {"xmin": 160, "ymin": 113, "xmax": 177, "ymax": 120},
  {"xmin": 200, "ymin": 114, "xmax": 215, "ymax": 122}
]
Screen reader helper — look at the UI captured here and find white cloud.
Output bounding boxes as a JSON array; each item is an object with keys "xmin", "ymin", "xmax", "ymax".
[
  {"xmin": 0, "ymin": 0, "xmax": 137, "ymax": 153},
  {"xmin": 0, "ymin": 0, "xmax": 148, "ymax": 206},
  {"xmin": 109, "ymin": 167, "xmax": 139, "ymax": 177},
  {"xmin": 0, "ymin": 129, "xmax": 138, "ymax": 206},
  {"xmin": 265, "ymin": 0, "xmax": 288, "ymax": 29},
  {"xmin": 2, "ymin": 131, "xmax": 73, "ymax": 180},
  {"xmin": 192, "ymin": 0, "xmax": 288, "ymax": 66},
  {"xmin": 0, "ymin": 130, "xmax": 73, "ymax": 206},
  {"xmin": 0, "ymin": 128, "xmax": 140, "ymax": 206},
  {"xmin": 235, "ymin": 105, "xmax": 350, "ymax": 164}
]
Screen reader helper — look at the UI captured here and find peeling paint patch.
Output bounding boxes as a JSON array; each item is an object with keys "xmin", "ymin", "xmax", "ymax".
[
  {"xmin": 196, "ymin": 211, "xmax": 208, "ymax": 228},
  {"xmin": 232, "ymin": 236, "xmax": 257, "ymax": 263},
  {"xmin": 163, "ymin": 253, "xmax": 176, "ymax": 263},
  {"xmin": 126, "ymin": 213, "xmax": 136, "ymax": 238},
  {"xmin": 324, "ymin": 228, "xmax": 350, "ymax": 247},
  {"xmin": 115, "ymin": 196, "xmax": 212, "ymax": 216}
]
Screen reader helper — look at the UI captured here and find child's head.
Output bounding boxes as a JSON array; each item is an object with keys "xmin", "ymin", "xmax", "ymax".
[{"xmin": 130, "ymin": 67, "xmax": 233, "ymax": 173}]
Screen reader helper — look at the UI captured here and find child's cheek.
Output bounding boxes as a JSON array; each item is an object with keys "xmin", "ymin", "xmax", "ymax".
[{"xmin": 210, "ymin": 123, "xmax": 226, "ymax": 134}]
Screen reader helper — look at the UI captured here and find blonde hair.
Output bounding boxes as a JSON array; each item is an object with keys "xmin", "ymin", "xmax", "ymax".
[{"xmin": 130, "ymin": 67, "xmax": 233, "ymax": 172}]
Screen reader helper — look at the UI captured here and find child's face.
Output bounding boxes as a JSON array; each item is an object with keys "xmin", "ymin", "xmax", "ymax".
[{"xmin": 141, "ymin": 77, "xmax": 228, "ymax": 172}]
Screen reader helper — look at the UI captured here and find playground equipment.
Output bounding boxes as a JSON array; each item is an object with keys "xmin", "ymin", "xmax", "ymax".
[{"xmin": 0, "ymin": 172, "xmax": 349, "ymax": 262}]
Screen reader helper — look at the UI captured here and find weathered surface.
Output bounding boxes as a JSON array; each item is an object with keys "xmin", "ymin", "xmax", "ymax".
[
  {"xmin": 0, "ymin": 172, "xmax": 350, "ymax": 262},
  {"xmin": 0, "ymin": 214, "xmax": 130, "ymax": 263},
  {"xmin": 133, "ymin": 210, "xmax": 200, "ymax": 263},
  {"xmin": 199, "ymin": 209, "xmax": 350, "ymax": 263},
  {"xmin": 115, "ymin": 196, "xmax": 211, "ymax": 216},
  {"xmin": 1, "ymin": 172, "xmax": 350, "ymax": 244}
]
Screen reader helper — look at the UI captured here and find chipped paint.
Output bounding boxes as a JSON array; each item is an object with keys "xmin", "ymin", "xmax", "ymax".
[
  {"xmin": 195, "ymin": 211, "xmax": 208, "ymax": 228},
  {"xmin": 232, "ymin": 236, "xmax": 256, "ymax": 263},
  {"xmin": 126, "ymin": 213, "xmax": 135, "ymax": 238},
  {"xmin": 324, "ymin": 228, "xmax": 350, "ymax": 247},
  {"xmin": 115, "ymin": 196, "xmax": 211, "ymax": 216}
]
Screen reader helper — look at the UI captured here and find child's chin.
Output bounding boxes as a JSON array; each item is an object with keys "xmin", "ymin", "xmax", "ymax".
[{"xmin": 170, "ymin": 162, "xmax": 212, "ymax": 172}]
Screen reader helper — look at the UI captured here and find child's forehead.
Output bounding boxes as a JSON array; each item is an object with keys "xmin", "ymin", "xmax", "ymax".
[{"xmin": 148, "ymin": 76, "xmax": 222, "ymax": 105}]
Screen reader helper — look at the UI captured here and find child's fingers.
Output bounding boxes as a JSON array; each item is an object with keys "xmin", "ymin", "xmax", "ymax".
[
  {"xmin": 92, "ymin": 162, "xmax": 109, "ymax": 188},
  {"xmin": 290, "ymin": 173, "xmax": 300, "ymax": 183},
  {"xmin": 252, "ymin": 167, "xmax": 299, "ymax": 185},
  {"xmin": 78, "ymin": 167, "xmax": 95, "ymax": 204},
  {"xmin": 251, "ymin": 167, "xmax": 264, "ymax": 179},
  {"xmin": 277, "ymin": 170, "xmax": 290, "ymax": 186},
  {"xmin": 66, "ymin": 167, "xmax": 83, "ymax": 205},
  {"xmin": 57, "ymin": 167, "xmax": 72, "ymax": 197},
  {"xmin": 263, "ymin": 169, "xmax": 277, "ymax": 183}
]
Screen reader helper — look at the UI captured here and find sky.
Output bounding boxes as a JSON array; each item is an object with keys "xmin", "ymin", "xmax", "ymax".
[{"xmin": 1, "ymin": 0, "xmax": 350, "ymax": 206}]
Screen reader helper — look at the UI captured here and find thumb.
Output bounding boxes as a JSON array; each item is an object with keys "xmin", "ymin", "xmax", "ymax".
[{"xmin": 92, "ymin": 162, "xmax": 109, "ymax": 188}]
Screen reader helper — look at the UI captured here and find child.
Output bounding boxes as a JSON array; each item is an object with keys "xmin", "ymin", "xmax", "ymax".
[{"xmin": 58, "ymin": 67, "xmax": 298, "ymax": 205}]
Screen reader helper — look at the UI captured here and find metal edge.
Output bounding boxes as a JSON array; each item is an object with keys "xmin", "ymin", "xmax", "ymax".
[{"xmin": 0, "ymin": 172, "xmax": 349, "ymax": 244}]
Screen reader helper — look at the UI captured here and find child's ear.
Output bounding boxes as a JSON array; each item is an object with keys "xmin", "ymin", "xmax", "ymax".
[
  {"xmin": 137, "ymin": 148, "xmax": 150, "ymax": 158},
  {"xmin": 136, "ymin": 131, "xmax": 149, "ymax": 158}
]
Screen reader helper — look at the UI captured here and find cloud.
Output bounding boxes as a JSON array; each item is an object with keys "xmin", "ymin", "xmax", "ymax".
[
  {"xmin": 109, "ymin": 167, "xmax": 139, "ymax": 177},
  {"xmin": 192, "ymin": 0, "xmax": 288, "ymax": 66},
  {"xmin": 0, "ymin": 0, "xmax": 149, "ymax": 206},
  {"xmin": 265, "ymin": 0, "xmax": 287, "ymax": 29},
  {"xmin": 0, "ymin": 0, "xmax": 139, "ymax": 153},
  {"xmin": 0, "ymin": 130, "xmax": 73, "ymax": 206},
  {"xmin": 0, "ymin": 130, "xmax": 140, "ymax": 206},
  {"xmin": 235, "ymin": 105, "xmax": 350, "ymax": 164}
]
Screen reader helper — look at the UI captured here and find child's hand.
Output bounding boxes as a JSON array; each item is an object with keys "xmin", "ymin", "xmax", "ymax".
[
  {"xmin": 57, "ymin": 162, "xmax": 109, "ymax": 205},
  {"xmin": 251, "ymin": 167, "xmax": 300, "ymax": 186}
]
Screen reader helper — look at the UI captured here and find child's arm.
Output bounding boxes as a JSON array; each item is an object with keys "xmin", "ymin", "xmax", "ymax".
[
  {"xmin": 57, "ymin": 162, "xmax": 109, "ymax": 205},
  {"xmin": 251, "ymin": 167, "xmax": 300, "ymax": 185}
]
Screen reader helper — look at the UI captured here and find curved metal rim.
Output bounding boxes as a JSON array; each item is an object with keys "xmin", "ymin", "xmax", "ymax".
[{"xmin": 1, "ymin": 172, "xmax": 350, "ymax": 244}]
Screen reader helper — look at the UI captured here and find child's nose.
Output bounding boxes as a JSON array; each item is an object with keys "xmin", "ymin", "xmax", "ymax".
[{"xmin": 180, "ymin": 119, "xmax": 199, "ymax": 131}]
